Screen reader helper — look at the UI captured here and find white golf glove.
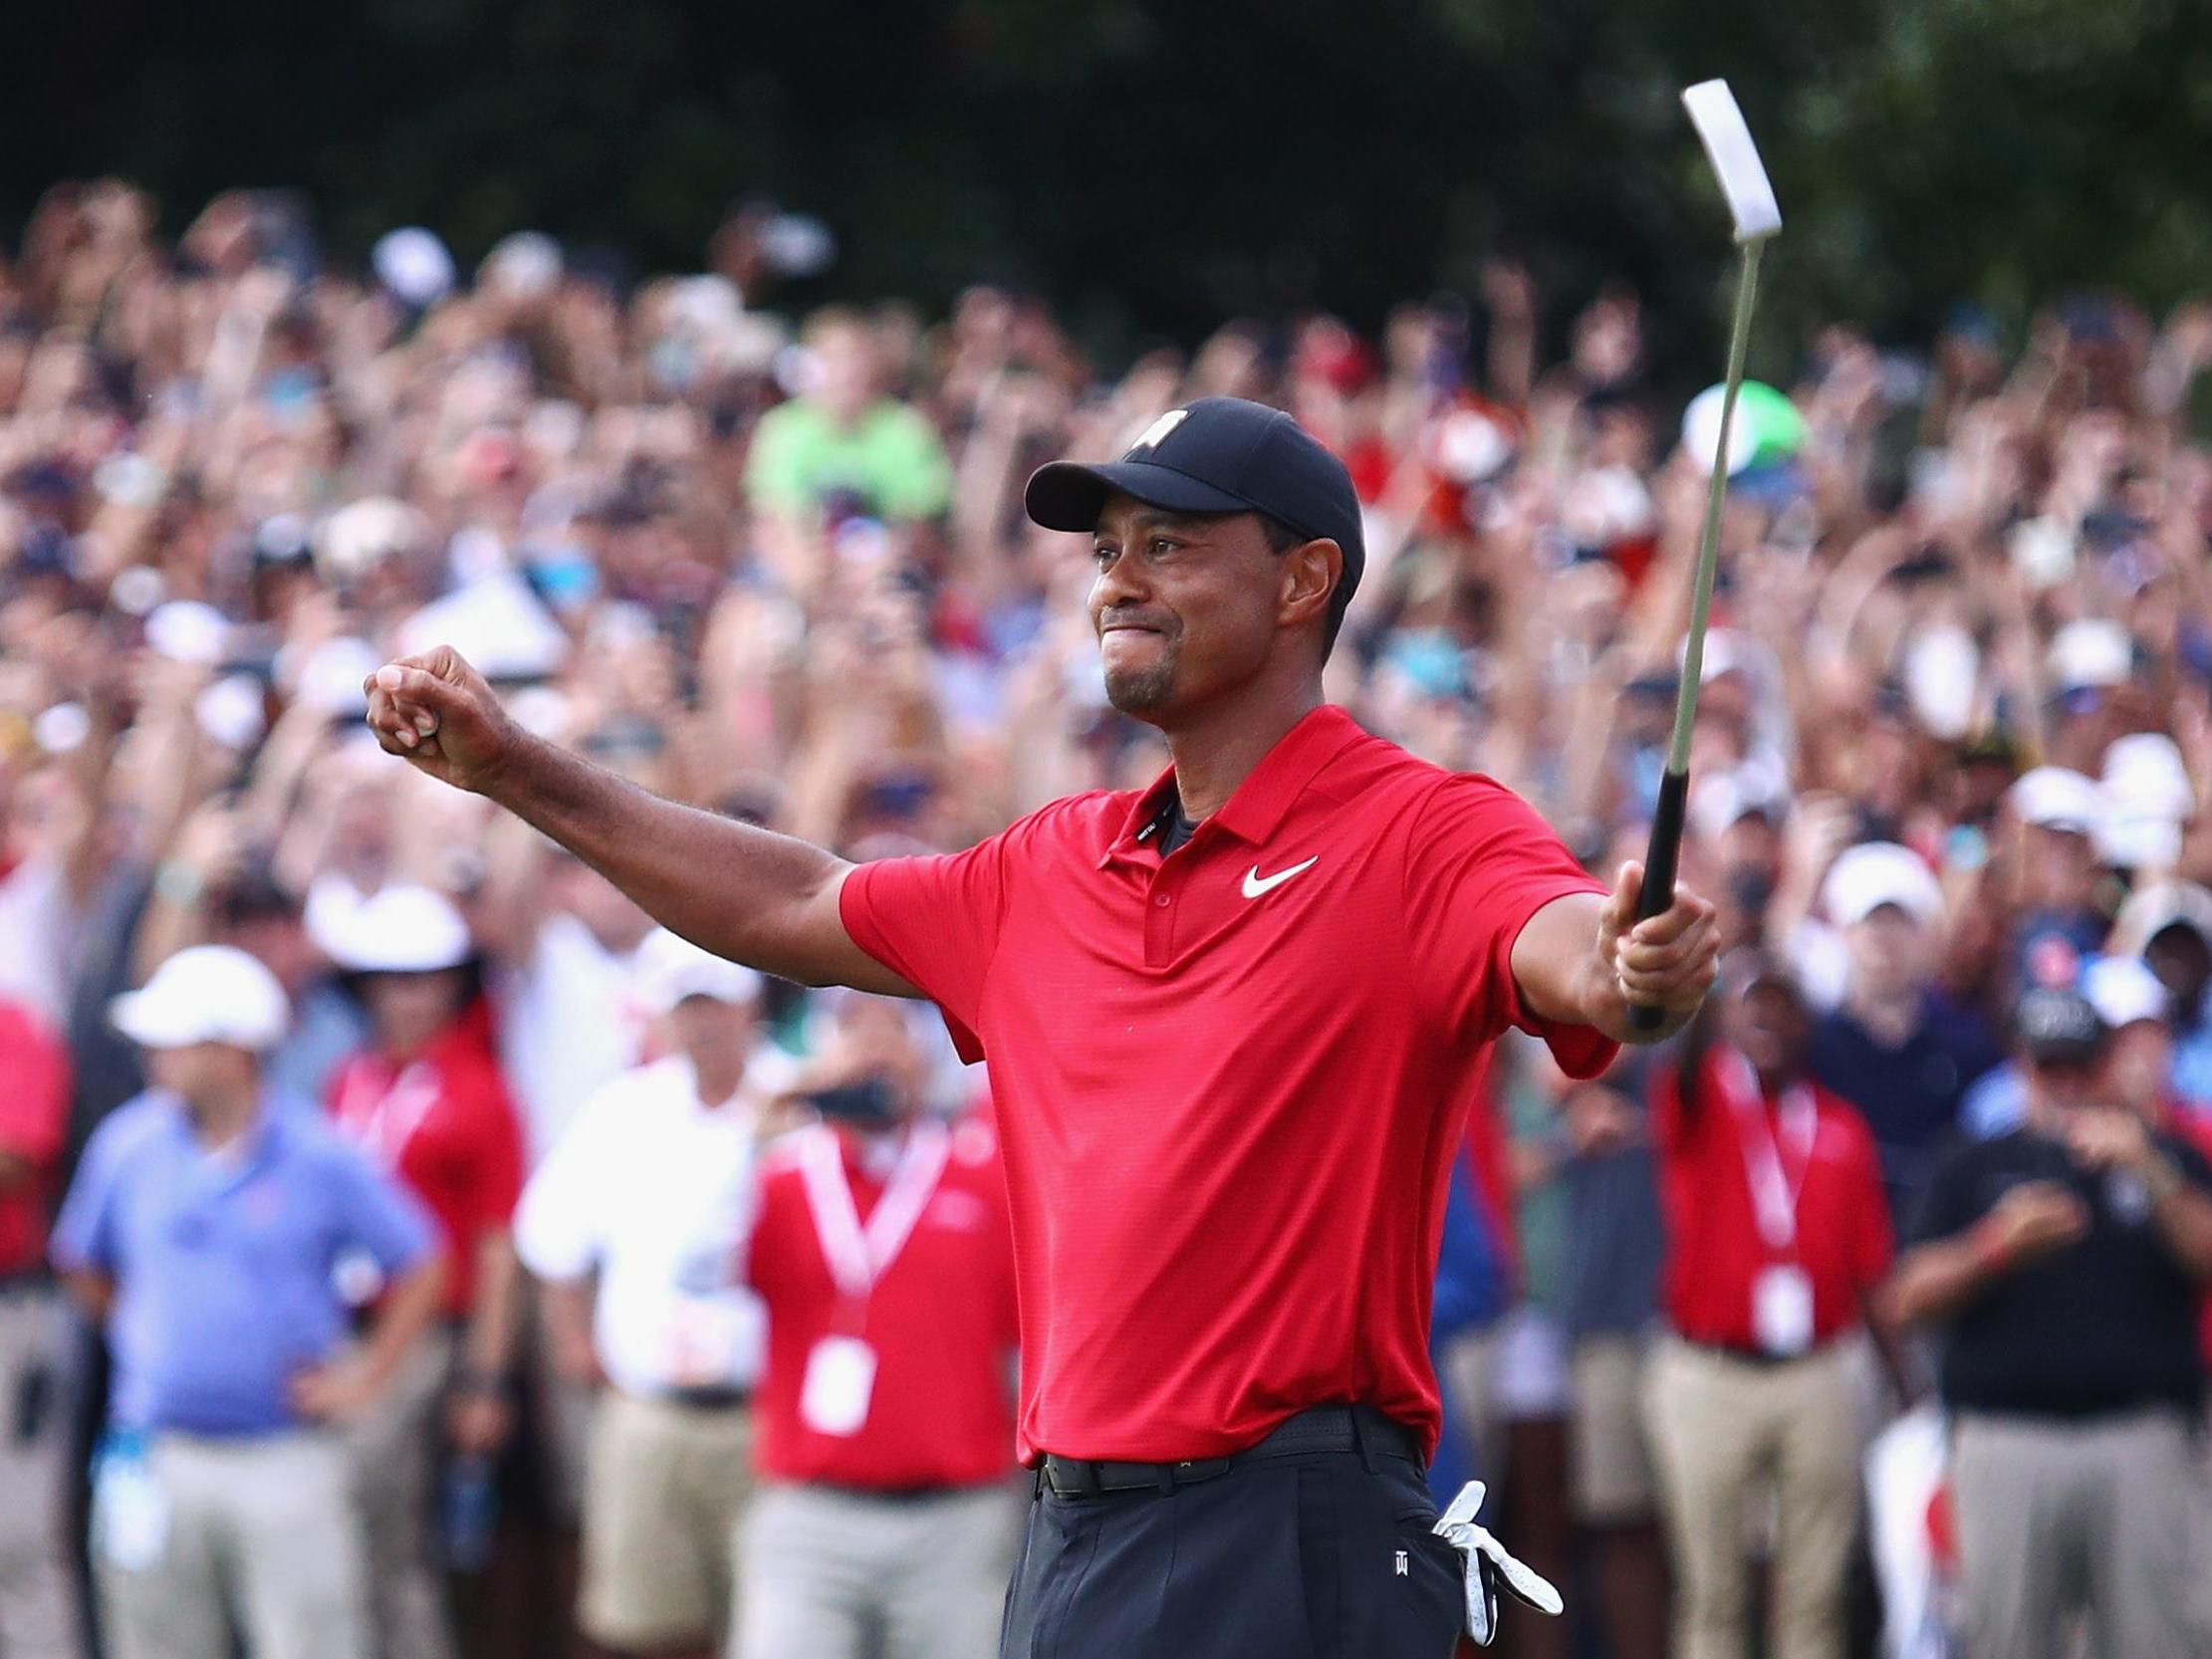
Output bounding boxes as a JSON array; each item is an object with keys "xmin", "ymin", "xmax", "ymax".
[{"xmin": 1432, "ymin": 1481, "xmax": 1565, "ymax": 1646}]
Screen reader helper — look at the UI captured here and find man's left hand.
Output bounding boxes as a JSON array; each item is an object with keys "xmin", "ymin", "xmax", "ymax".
[
  {"xmin": 447, "ymin": 1388, "xmax": 514, "ymax": 1457},
  {"xmin": 290, "ymin": 1359, "xmax": 382, "ymax": 1424},
  {"xmin": 1597, "ymin": 860, "xmax": 1719, "ymax": 1037},
  {"xmin": 2065, "ymin": 1106, "xmax": 2154, "ymax": 1175}
]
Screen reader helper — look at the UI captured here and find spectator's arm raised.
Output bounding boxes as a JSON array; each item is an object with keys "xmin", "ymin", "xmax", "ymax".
[{"xmin": 366, "ymin": 645, "xmax": 912, "ymax": 995}]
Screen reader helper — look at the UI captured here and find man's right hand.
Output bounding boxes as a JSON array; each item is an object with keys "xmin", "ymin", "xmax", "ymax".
[
  {"xmin": 1976, "ymin": 1180, "xmax": 2089, "ymax": 1275},
  {"xmin": 364, "ymin": 647, "xmax": 522, "ymax": 795}
]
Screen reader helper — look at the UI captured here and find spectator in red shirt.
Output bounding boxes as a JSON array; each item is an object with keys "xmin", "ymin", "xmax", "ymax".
[
  {"xmin": 321, "ymin": 886, "xmax": 526, "ymax": 1659},
  {"xmin": 1643, "ymin": 954, "xmax": 1891, "ymax": 1659},
  {"xmin": 0, "ymin": 997, "xmax": 83, "ymax": 1659},
  {"xmin": 732, "ymin": 991, "xmax": 1019, "ymax": 1659}
]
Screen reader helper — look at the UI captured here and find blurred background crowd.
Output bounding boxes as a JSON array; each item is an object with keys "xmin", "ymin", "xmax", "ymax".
[{"xmin": 3, "ymin": 170, "xmax": 2212, "ymax": 1659}]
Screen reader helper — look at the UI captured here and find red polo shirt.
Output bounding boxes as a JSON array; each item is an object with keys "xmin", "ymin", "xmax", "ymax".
[
  {"xmin": 0, "ymin": 1001, "xmax": 69, "ymax": 1277},
  {"xmin": 1651, "ymin": 1046, "xmax": 1891, "ymax": 1350},
  {"xmin": 329, "ymin": 1002, "xmax": 525, "ymax": 1316},
  {"xmin": 745, "ymin": 1117, "xmax": 1018, "ymax": 1489},
  {"xmin": 840, "ymin": 704, "xmax": 1612, "ymax": 1462}
]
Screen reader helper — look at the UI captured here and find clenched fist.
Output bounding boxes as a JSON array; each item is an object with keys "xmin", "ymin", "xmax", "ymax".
[
  {"xmin": 363, "ymin": 646, "xmax": 523, "ymax": 795},
  {"xmin": 1597, "ymin": 858, "xmax": 1719, "ymax": 1021},
  {"xmin": 1976, "ymin": 1180, "xmax": 2089, "ymax": 1274}
]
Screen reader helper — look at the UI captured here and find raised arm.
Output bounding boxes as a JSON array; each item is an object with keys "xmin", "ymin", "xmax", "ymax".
[{"xmin": 365, "ymin": 647, "xmax": 911, "ymax": 996}]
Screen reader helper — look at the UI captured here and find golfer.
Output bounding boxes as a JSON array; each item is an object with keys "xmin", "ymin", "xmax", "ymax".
[{"xmin": 367, "ymin": 396, "xmax": 1718, "ymax": 1658}]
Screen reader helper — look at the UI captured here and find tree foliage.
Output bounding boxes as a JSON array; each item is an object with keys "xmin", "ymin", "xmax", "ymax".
[{"xmin": 11, "ymin": 0, "xmax": 2210, "ymax": 370}]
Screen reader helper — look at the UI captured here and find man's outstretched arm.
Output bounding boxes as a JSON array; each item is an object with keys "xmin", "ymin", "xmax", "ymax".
[{"xmin": 365, "ymin": 647, "xmax": 913, "ymax": 994}]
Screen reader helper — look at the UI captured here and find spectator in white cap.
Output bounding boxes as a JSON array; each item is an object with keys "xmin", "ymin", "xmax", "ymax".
[
  {"xmin": 2096, "ymin": 732, "xmax": 2193, "ymax": 878},
  {"xmin": 319, "ymin": 887, "xmax": 526, "ymax": 1659},
  {"xmin": 2042, "ymin": 619, "xmax": 2131, "ymax": 775},
  {"xmin": 514, "ymin": 930, "xmax": 786, "ymax": 1659},
  {"xmin": 2004, "ymin": 766, "xmax": 2111, "ymax": 986},
  {"xmin": 1690, "ymin": 768, "xmax": 1788, "ymax": 955},
  {"xmin": 1808, "ymin": 843, "xmax": 2003, "ymax": 1218},
  {"xmin": 2111, "ymin": 877, "xmax": 2212, "ymax": 1108},
  {"xmin": 53, "ymin": 946, "xmax": 444, "ymax": 1659}
]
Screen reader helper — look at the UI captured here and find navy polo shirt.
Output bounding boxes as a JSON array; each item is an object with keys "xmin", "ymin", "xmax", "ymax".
[{"xmin": 1811, "ymin": 991, "xmax": 2003, "ymax": 1217}]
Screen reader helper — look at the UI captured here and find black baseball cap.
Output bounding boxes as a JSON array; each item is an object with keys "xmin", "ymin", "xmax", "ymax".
[
  {"xmin": 2014, "ymin": 986, "xmax": 2107, "ymax": 1066},
  {"xmin": 1024, "ymin": 396, "xmax": 1365, "ymax": 612}
]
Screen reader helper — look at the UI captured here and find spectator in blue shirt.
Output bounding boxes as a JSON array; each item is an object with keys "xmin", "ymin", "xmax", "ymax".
[
  {"xmin": 2110, "ymin": 879, "xmax": 2212, "ymax": 1111},
  {"xmin": 52, "ymin": 945, "xmax": 444, "ymax": 1659},
  {"xmin": 1809, "ymin": 843, "xmax": 2001, "ymax": 1219}
]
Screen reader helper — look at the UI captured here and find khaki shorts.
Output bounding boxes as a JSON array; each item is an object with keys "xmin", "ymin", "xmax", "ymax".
[
  {"xmin": 1569, "ymin": 1333, "xmax": 1657, "ymax": 1525},
  {"xmin": 579, "ymin": 1393, "xmax": 756, "ymax": 1652}
]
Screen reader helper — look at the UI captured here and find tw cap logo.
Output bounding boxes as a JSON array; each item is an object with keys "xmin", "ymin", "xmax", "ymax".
[{"xmin": 1125, "ymin": 408, "xmax": 1188, "ymax": 458}]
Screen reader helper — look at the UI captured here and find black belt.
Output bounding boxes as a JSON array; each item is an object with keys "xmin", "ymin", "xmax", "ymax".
[
  {"xmin": 1681, "ymin": 1335, "xmax": 1833, "ymax": 1369},
  {"xmin": 660, "ymin": 1386, "xmax": 753, "ymax": 1411},
  {"xmin": 1039, "ymin": 1405, "xmax": 1420, "ymax": 1498}
]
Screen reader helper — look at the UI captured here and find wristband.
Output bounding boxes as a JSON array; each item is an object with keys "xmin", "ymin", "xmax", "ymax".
[{"xmin": 1969, "ymin": 1215, "xmax": 2014, "ymax": 1278}]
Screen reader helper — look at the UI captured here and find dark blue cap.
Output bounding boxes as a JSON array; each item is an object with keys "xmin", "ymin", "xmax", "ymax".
[{"xmin": 1024, "ymin": 395, "xmax": 1364, "ymax": 612}]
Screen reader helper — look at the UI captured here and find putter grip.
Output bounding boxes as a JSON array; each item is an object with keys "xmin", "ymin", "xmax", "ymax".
[{"xmin": 1626, "ymin": 770, "xmax": 1690, "ymax": 1034}]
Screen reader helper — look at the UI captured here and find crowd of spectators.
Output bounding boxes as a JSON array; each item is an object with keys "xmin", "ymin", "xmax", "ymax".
[{"xmin": 3, "ymin": 175, "xmax": 2212, "ymax": 1659}]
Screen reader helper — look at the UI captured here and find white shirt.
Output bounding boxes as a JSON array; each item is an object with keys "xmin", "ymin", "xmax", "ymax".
[
  {"xmin": 0, "ymin": 852, "xmax": 72, "ymax": 1027},
  {"xmin": 514, "ymin": 1052, "xmax": 790, "ymax": 1395},
  {"xmin": 499, "ymin": 912, "xmax": 648, "ymax": 1165}
]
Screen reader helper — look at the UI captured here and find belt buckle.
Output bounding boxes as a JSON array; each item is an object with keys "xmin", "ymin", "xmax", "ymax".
[{"xmin": 1048, "ymin": 1459, "xmax": 1100, "ymax": 1499}]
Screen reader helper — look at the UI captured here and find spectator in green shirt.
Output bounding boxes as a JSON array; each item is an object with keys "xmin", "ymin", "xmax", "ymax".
[{"xmin": 743, "ymin": 309, "xmax": 953, "ymax": 525}]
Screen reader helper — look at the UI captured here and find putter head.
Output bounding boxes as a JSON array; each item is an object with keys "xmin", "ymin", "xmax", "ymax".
[{"xmin": 1681, "ymin": 80, "xmax": 1782, "ymax": 242}]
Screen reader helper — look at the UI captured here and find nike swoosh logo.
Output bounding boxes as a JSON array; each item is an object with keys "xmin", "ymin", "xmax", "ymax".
[{"xmin": 1242, "ymin": 857, "xmax": 1319, "ymax": 899}]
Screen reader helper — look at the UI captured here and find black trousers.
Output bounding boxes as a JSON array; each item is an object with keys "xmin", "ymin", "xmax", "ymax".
[{"xmin": 999, "ymin": 1422, "xmax": 1464, "ymax": 1658}]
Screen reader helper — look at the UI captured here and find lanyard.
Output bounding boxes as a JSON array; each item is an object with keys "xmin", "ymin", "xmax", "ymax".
[
  {"xmin": 335, "ymin": 1059, "xmax": 441, "ymax": 1169},
  {"xmin": 1717, "ymin": 1050, "xmax": 1818, "ymax": 1251},
  {"xmin": 797, "ymin": 1120, "xmax": 950, "ymax": 1304}
]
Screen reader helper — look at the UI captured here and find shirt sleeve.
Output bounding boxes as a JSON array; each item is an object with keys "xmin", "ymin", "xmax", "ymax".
[
  {"xmin": 880, "ymin": 406, "xmax": 954, "ymax": 521},
  {"xmin": 331, "ymin": 1144, "xmax": 437, "ymax": 1278},
  {"xmin": 840, "ymin": 810, "xmax": 1056, "ymax": 1064},
  {"xmin": 0, "ymin": 1008, "xmax": 69, "ymax": 1169},
  {"xmin": 49, "ymin": 1112, "xmax": 127, "ymax": 1275},
  {"xmin": 1903, "ymin": 1140, "xmax": 1981, "ymax": 1249},
  {"xmin": 740, "ymin": 405, "xmax": 811, "ymax": 517},
  {"xmin": 1846, "ymin": 1116, "xmax": 1896, "ymax": 1286},
  {"xmin": 514, "ymin": 1097, "xmax": 608, "ymax": 1283},
  {"xmin": 1401, "ymin": 775, "xmax": 1616, "ymax": 1075},
  {"xmin": 468, "ymin": 1073, "xmax": 528, "ymax": 1236},
  {"xmin": 737, "ymin": 1165, "xmax": 796, "ymax": 1298}
]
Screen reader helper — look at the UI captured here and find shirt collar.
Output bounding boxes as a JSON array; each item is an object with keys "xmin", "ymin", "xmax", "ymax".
[
  {"xmin": 152, "ymin": 1088, "xmax": 288, "ymax": 1174},
  {"xmin": 1103, "ymin": 704, "xmax": 1361, "ymax": 868}
]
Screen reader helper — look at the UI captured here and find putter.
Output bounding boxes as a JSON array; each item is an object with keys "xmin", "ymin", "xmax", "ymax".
[{"xmin": 1627, "ymin": 80, "xmax": 1783, "ymax": 1034}]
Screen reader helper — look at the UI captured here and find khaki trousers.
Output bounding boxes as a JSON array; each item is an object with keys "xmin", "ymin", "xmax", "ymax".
[
  {"xmin": 0, "ymin": 1288, "xmax": 84, "ymax": 1659},
  {"xmin": 732, "ymin": 1481, "xmax": 1023, "ymax": 1659},
  {"xmin": 1643, "ymin": 1333, "xmax": 1861, "ymax": 1659},
  {"xmin": 580, "ymin": 1392, "xmax": 755, "ymax": 1653},
  {"xmin": 1953, "ymin": 1408, "xmax": 2210, "ymax": 1659},
  {"xmin": 97, "ymin": 1431, "xmax": 369, "ymax": 1659},
  {"xmin": 341, "ymin": 1326, "xmax": 457, "ymax": 1659}
]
